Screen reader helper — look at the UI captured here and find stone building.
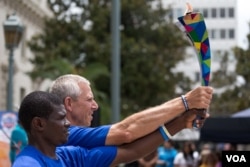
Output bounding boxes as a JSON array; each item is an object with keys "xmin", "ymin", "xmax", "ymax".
[{"xmin": 0, "ymin": 0, "xmax": 53, "ymax": 111}]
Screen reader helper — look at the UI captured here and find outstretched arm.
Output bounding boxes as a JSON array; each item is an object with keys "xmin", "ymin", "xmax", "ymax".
[
  {"xmin": 106, "ymin": 86, "xmax": 212, "ymax": 145},
  {"xmin": 110, "ymin": 109, "xmax": 209, "ymax": 166}
]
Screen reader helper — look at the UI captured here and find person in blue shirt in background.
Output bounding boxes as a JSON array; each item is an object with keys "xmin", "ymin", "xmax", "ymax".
[
  {"xmin": 49, "ymin": 74, "xmax": 213, "ymax": 148},
  {"xmin": 13, "ymin": 90, "xmax": 210, "ymax": 167},
  {"xmin": 156, "ymin": 140, "xmax": 178, "ymax": 167},
  {"xmin": 9, "ymin": 121, "xmax": 28, "ymax": 164}
]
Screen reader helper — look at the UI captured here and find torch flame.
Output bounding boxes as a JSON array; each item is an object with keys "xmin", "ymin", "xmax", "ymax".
[{"xmin": 184, "ymin": 2, "xmax": 193, "ymax": 15}]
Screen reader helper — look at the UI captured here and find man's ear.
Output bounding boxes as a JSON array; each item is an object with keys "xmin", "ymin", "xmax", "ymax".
[
  {"xmin": 32, "ymin": 117, "xmax": 46, "ymax": 131},
  {"xmin": 64, "ymin": 96, "xmax": 73, "ymax": 113}
]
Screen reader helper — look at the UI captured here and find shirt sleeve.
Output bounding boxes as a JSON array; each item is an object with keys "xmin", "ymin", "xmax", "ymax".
[
  {"xmin": 57, "ymin": 146, "xmax": 117, "ymax": 167},
  {"xmin": 12, "ymin": 156, "xmax": 42, "ymax": 167},
  {"xmin": 85, "ymin": 146, "xmax": 117, "ymax": 167},
  {"xmin": 65, "ymin": 125, "xmax": 111, "ymax": 148}
]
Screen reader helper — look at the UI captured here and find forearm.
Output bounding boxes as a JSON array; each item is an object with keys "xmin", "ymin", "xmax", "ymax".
[
  {"xmin": 164, "ymin": 115, "xmax": 186, "ymax": 136},
  {"xmin": 106, "ymin": 97, "xmax": 185, "ymax": 145},
  {"xmin": 106, "ymin": 86, "xmax": 213, "ymax": 146},
  {"xmin": 111, "ymin": 116, "xmax": 187, "ymax": 166},
  {"xmin": 110, "ymin": 130, "xmax": 163, "ymax": 166}
]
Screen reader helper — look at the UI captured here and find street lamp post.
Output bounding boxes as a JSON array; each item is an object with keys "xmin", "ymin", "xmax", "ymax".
[{"xmin": 3, "ymin": 14, "xmax": 23, "ymax": 111}]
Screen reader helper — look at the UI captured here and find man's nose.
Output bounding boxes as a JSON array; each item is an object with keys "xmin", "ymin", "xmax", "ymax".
[{"xmin": 93, "ymin": 100, "xmax": 98, "ymax": 109}]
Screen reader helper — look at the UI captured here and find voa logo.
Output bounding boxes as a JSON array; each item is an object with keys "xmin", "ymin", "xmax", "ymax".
[{"xmin": 226, "ymin": 155, "xmax": 247, "ymax": 163}]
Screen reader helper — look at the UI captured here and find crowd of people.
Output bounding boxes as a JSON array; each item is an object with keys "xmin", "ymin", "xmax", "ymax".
[{"xmin": 125, "ymin": 141, "xmax": 238, "ymax": 167}]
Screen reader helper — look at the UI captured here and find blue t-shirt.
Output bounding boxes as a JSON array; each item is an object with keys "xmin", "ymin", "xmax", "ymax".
[
  {"xmin": 65, "ymin": 125, "xmax": 110, "ymax": 148},
  {"xmin": 12, "ymin": 145, "xmax": 117, "ymax": 167},
  {"xmin": 156, "ymin": 146, "xmax": 178, "ymax": 167}
]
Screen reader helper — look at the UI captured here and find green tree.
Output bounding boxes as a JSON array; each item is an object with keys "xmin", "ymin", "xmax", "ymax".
[
  {"xmin": 209, "ymin": 51, "xmax": 237, "ymax": 116},
  {"xmin": 232, "ymin": 33, "xmax": 250, "ymax": 111},
  {"xmin": 209, "ymin": 30, "xmax": 250, "ymax": 116},
  {"xmin": 28, "ymin": 0, "xmax": 189, "ymax": 123}
]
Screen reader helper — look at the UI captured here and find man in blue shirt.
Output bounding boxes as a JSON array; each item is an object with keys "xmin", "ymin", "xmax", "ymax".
[
  {"xmin": 50, "ymin": 74, "xmax": 213, "ymax": 148},
  {"xmin": 13, "ymin": 91, "xmax": 209, "ymax": 167}
]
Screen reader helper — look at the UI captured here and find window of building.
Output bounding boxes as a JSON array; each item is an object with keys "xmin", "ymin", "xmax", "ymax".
[
  {"xmin": 202, "ymin": 8, "xmax": 208, "ymax": 18},
  {"xmin": 210, "ymin": 29, "xmax": 216, "ymax": 39},
  {"xmin": 211, "ymin": 8, "xmax": 217, "ymax": 18},
  {"xmin": 228, "ymin": 29, "xmax": 235, "ymax": 39},
  {"xmin": 228, "ymin": 8, "xmax": 234, "ymax": 18},
  {"xmin": 220, "ymin": 8, "xmax": 225, "ymax": 18},
  {"xmin": 220, "ymin": 29, "xmax": 226, "ymax": 39}
]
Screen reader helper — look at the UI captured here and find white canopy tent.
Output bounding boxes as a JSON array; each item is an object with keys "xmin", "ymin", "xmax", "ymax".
[
  {"xmin": 231, "ymin": 108, "xmax": 250, "ymax": 118},
  {"xmin": 172, "ymin": 129, "xmax": 200, "ymax": 141}
]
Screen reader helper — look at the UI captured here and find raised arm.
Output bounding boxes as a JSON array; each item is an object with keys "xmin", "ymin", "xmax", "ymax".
[
  {"xmin": 110, "ymin": 109, "xmax": 209, "ymax": 166},
  {"xmin": 105, "ymin": 86, "xmax": 212, "ymax": 145}
]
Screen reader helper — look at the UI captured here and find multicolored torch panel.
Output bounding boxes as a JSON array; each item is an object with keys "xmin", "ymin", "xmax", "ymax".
[{"xmin": 177, "ymin": 13, "xmax": 211, "ymax": 86}]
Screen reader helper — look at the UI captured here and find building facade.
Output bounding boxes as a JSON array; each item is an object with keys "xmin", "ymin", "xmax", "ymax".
[
  {"xmin": 0, "ymin": 1, "xmax": 53, "ymax": 166},
  {"xmin": 0, "ymin": 0, "xmax": 53, "ymax": 111},
  {"xmin": 164, "ymin": 0, "xmax": 240, "ymax": 87}
]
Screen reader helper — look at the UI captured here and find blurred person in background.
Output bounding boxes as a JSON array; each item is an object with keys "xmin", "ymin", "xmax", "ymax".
[
  {"xmin": 9, "ymin": 121, "xmax": 28, "ymax": 164},
  {"xmin": 197, "ymin": 143, "xmax": 212, "ymax": 166},
  {"xmin": 156, "ymin": 140, "xmax": 178, "ymax": 167},
  {"xmin": 199, "ymin": 151, "xmax": 218, "ymax": 167},
  {"xmin": 223, "ymin": 143, "xmax": 237, "ymax": 151},
  {"xmin": 174, "ymin": 141, "xmax": 199, "ymax": 167}
]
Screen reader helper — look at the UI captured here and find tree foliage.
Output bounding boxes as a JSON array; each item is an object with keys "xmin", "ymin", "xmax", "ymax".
[
  {"xmin": 209, "ymin": 27, "xmax": 250, "ymax": 116},
  {"xmin": 28, "ymin": 0, "xmax": 189, "ymax": 123}
]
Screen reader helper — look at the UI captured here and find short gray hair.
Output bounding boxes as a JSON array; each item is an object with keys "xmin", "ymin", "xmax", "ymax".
[{"xmin": 49, "ymin": 74, "xmax": 90, "ymax": 102}]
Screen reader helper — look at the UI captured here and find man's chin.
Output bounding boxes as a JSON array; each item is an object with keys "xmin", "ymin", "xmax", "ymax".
[
  {"xmin": 87, "ymin": 122, "xmax": 91, "ymax": 127},
  {"xmin": 88, "ymin": 117, "xmax": 93, "ymax": 126}
]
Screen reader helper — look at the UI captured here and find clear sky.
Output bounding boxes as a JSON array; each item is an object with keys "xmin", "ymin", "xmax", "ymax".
[{"xmin": 238, "ymin": 0, "xmax": 250, "ymax": 49}]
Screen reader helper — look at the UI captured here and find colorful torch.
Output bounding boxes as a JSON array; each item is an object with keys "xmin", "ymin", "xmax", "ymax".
[{"xmin": 176, "ymin": 3, "xmax": 211, "ymax": 129}]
